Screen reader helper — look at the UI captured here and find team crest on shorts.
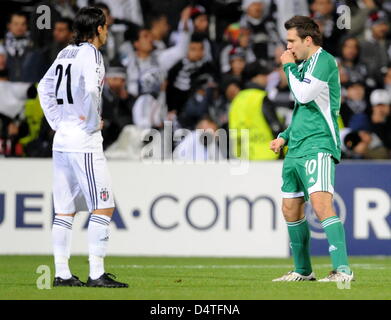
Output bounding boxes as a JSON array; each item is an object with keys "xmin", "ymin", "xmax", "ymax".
[{"xmin": 100, "ymin": 188, "xmax": 109, "ymax": 201}]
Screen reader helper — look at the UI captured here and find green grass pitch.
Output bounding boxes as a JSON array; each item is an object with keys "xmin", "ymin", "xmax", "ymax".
[{"xmin": 1, "ymin": 256, "xmax": 391, "ymax": 300}]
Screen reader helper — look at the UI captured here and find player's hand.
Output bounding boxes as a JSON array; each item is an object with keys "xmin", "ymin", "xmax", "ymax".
[
  {"xmin": 270, "ymin": 137, "xmax": 286, "ymax": 153},
  {"xmin": 99, "ymin": 120, "xmax": 104, "ymax": 130},
  {"xmin": 280, "ymin": 50, "xmax": 295, "ymax": 65}
]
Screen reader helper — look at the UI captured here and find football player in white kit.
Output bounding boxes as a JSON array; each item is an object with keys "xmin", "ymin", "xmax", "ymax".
[{"xmin": 38, "ymin": 7, "xmax": 127, "ymax": 288}]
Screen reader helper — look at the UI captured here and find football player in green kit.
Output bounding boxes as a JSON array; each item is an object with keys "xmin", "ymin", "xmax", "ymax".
[{"xmin": 270, "ymin": 16, "xmax": 353, "ymax": 282}]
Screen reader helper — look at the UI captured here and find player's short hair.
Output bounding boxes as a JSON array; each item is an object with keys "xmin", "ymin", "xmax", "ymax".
[
  {"xmin": 72, "ymin": 7, "xmax": 106, "ymax": 45},
  {"xmin": 284, "ymin": 15, "xmax": 322, "ymax": 46}
]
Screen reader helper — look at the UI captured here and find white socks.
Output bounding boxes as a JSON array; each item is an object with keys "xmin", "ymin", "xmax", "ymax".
[
  {"xmin": 88, "ymin": 214, "xmax": 111, "ymax": 280},
  {"xmin": 52, "ymin": 215, "xmax": 74, "ymax": 279}
]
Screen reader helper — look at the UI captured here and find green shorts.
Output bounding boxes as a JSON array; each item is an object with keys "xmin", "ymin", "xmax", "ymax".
[{"xmin": 281, "ymin": 152, "xmax": 335, "ymax": 201}]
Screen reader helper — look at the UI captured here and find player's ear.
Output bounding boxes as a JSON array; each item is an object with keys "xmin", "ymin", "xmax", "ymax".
[{"xmin": 97, "ymin": 24, "xmax": 103, "ymax": 35}]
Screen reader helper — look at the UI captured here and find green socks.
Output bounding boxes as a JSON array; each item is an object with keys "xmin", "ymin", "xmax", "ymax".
[
  {"xmin": 321, "ymin": 216, "xmax": 351, "ymax": 274},
  {"xmin": 287, "ymin": 217, "xmax": 312, "ymax": 276}
]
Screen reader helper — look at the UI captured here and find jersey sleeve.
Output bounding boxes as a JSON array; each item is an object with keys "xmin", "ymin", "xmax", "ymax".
[
  {"xmin": 277, "ymin": 125, "xmax": 291, "ymax": 143},
  {"xmin": 283, "ymin": 54, "xmax": 330, "ymax": 104},
  {"xmin": 37, "ymin": 62, "xmax": 61, "ymax": 131},
  {"xmin": 80, "ymin": 48, "xmax": 102, "ymax": 134}
]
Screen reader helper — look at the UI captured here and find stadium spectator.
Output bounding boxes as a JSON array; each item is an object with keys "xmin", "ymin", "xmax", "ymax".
[
  {"xmin": 23, "ymin": 117, "xmax": 55, "ymax": 157},
  {"xmin": 30, "ymin": 0, "xmax": 78, "ymax": 49},
  {"xmin": 18, "ymin": 84, "xmax": 45, "ymax": 151},
  {"xmin": 132, "ymin": 67, "xmax": 167, "ymax": 130},
  {"xmin": 42, "ymin": 18, "xmax": 74, "ymax": 71},
  {"xmin": 340, "ymin": 89, "xmax": 391, "ymax": 159},
  {"xmin": 95, "ymin": 2, "xmax": 119, "ymax": 65},
  {"xmin": 166, "ymin": 33, "xmax": 216, "ymax": 116},
  {"xmin": 369, "ymin": 89, "xmax": 391, "ymax": 151},
  {"xmin": 345, "ymin": 0, "xmax": 379, "ymax": 38},
  {"xmin": 0, "ymin": 68, "xmax": 32, "ymax": 157},
  {"xmin": 211, "ymin": 0, "xmax": 242, "ymax": 43},
  {"xmin": 211, "ymin": 76, "xmax": 242, "ymax": 128},
  {"xmin": 98, "ymin": 0, "xmax": 144, "ymax": 27},
  {"xmin": 220, "ymin": 23, "xmax": 256, "ymax": 73},
  {"xmin": 383, "ymin": 64, "xmax": 391, "ymax": 97},
  {"xmin": 124, "ymin": 6, "xmax": 191, "ymax": 98},
  {"xmin": 265, "ymin": 46, "xmax": 292, "ymax": 110},
  {"xmin": 337, "ymin": 36, "xmax": 372, "ymax": 88},
  {"xmin": 341, "ymin": 128, "xmax": 389, "ymax": 159},
  {"xmin": 274, "ymin": 0, "xmax": 310, "ymax": 41},
  {"xmin": 189, "ymin": 5, "xmax": 216, "ymax": 63},
  {"xmin": 229, "ymin": 62, "xmax": 284, "ymax": 160},
  {"xmin": 101, "ymin": 65, "xmax": 134, "ymax": 149},
  {"xmin": 173, "ymin": 115, "xmax": 225, "ymax": 162},
  {"xmin": 3, "ymin": 12, "xmax": 44, "ymax": 82},
  {"xmin": 178, "ymin": 74, "xmax": 217, "ymax": 130},
  {"xmin": 0, "ymin": 68, "xmax": 31, "ymax": 129},
  {"xmin": 310, "ymin": 0, "xmax": 344, "ymax": 56},
  {"xmin": 147, "ymin": 12, "xmax": 171, "ymax": 52},
  {"xmin": 340, "ymin": 82, "xmax": 368, "ymax": 128},
  {"xmin": 222, "ymin": 47, "xmax": 246, "ymax": 81},
  {"xmin": 360, "ymin": 10, "xmax": 391, "ymax": 85},
  {"xmin": 0, "ymin": 46, "xmax": 6, "ymax": 71},
  {"xmin": 239, "ymin": 0, "xmax": 282, "ymax": 65}
]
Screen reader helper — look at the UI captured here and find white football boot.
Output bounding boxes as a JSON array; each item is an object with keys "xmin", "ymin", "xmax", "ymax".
[
  {"xmin": 272, "ymin": 271, "xmax": 316, "ymax": 282},
  {"xmin": 318, "ymin": 271, "xmax": 354, "ymax": 282}
]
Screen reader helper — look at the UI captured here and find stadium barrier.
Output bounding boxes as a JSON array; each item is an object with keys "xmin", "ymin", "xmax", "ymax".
[{"xmin": 0, "ymin": 160, "xmax": 390, "ymax": 256}]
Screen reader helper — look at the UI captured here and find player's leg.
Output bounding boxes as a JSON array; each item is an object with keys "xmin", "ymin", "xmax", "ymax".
[
  {"xmin": 73, "ymin": 152, "xmax": 128, "ymax": 287},
  {"xmin": 273, "ymin": 158, "xmax": 315, "ymax": 281},
  {"xmin": 282, "ymin": 197, "xmax": 313, "ymax": 276},
  {"xmin": 303, "ymin": 153, "xmax": 352, "ymax": 281},
  {"xmin": 52, "ymin": 151, "xmax": 84, "ymax": 286}
]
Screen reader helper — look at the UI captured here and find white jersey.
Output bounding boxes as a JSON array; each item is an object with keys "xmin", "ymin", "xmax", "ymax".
[{"xmin": 38, "ymin": 42, "xmax": 105, "ymax": 153}]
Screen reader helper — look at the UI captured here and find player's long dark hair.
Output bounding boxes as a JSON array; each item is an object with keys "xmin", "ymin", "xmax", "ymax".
[{"xmin": 71, "ymin": 7, "xmax": 106, "ymax": 46}]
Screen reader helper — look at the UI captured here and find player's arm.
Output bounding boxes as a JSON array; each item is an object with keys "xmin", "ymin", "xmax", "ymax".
[
  {"xmin": 282, "ymin": 51, "xmax": 328, "ymax": 104},
  {"xmin": 81, "ymin": 49, "xmax": 102, "ymax": 134},
  {"xmin": 270, "ymin": 125, "xmax": 289, "ymax": 153},
  {"xmin": 37, "ymin": 63, "xmax": 61, "ymax": 131},
  {"xmin": 277, "ymin": 126, "xmax": 291, "ymax": 143}
]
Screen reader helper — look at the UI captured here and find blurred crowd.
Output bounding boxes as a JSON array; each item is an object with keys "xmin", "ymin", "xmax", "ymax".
[{"xmin": 0, "ymin": 0, "xmax": 390, "ymax": 160}]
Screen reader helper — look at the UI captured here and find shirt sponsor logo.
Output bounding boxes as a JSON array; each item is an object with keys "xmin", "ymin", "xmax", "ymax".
[{"xmin": 303, "ymin": 78, "xmax": 311, "ymax": 84}]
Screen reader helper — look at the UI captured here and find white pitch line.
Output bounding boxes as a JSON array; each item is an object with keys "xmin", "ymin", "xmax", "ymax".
[{"xmin": 107, "ymin": 264, "xmax": 387, "ymax": 270}]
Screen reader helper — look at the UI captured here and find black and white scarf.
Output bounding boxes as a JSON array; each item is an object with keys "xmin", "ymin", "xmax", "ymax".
[{"xmin": 4, "ymin": 31, "xmax": 31, "ymax": 57}]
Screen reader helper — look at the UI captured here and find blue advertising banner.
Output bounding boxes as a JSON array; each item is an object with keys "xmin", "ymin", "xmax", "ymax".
[{"xmin": 307, "ymin": 162, "xmax": 391, "ymax": 255}]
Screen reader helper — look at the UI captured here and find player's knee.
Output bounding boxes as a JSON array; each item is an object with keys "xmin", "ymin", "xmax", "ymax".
[
  {"xmin": 311, "ymin": 201, "xmax": 330, "ymax": 218},
  {"xmin": 282, "ymin": 203, "xmax": 296, "ymax": 220}
]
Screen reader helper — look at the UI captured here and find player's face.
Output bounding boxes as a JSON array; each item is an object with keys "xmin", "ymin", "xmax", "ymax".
[{"xmin": 286, "ymin": 28, "xmax": 308, "ymax": 61}]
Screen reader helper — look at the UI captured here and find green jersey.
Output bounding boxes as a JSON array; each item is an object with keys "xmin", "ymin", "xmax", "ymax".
[{"xmin": 279, "ymin": 47, "xmax": 341, "ymax": 162}]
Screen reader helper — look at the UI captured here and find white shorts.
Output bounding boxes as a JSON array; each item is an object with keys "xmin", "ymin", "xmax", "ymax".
[{"xmin": 53, "ymin": 151, "xmax": 115, "ymax": 213}]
